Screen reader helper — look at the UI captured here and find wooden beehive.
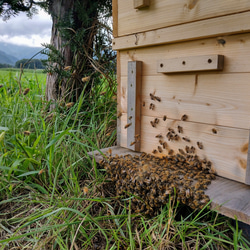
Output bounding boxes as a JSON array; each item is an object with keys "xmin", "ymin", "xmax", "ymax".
[{"xmin": 112, "ymin": 0, "xmax": 250, "ymax": 185}]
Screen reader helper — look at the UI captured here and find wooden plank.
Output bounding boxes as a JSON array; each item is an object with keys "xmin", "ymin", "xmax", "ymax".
[
  {"xmin": 126, "ymin": 61, "xmax": 142, "ymax": 151},
  {"xmin": 119, "ymin": 32, "xmax": 250, "ymax": 76},
  {"xmin": 112, "ymin": 0, "xmax": 118, "ymax": 38},
  {"xmin": 157, "ymin": 55, "xmax": 224, "ymax": 73},
  {"xmin": 89, "ymin": 146, "xmax": 250, "ymax": 224},
  {"xmin": 113, "ymin": 12, "xmax": 250, "ymax": 50},
  {"xmin": 116, "ymin": 51, "xmax": 121, "ymax": 145},
  {"xmin": 246, "ymin": 132, "xmax": 250, "ymax": 185},
  {"xmin": 120, "ymin": 114, "xmax": 249, "ymax": 184},
  {"xmin": 117, "ymin": 0, "xmax": 250, "ymax": 37},
  {"xmin": 134, "ymin": 0, "xmax": 150, "ymax": 9},
  {"xmin": 120, "ymin": 74, "xmax": 250, "ymax": 130}
]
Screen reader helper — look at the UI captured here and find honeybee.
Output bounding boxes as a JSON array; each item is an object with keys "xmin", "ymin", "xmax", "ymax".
[
  {"xmin": 155, "ymin": 96, "xmax": 161, "ymax": 102},
  {"xmin": 107, "ymin": 148, "xmax": 112, "ymax": 156},
  {"xmin": 83, "ymin": 186, "xmax": 89, "ymax": 195},
  {"xmin": 149, "ymin": 103, "xmax": 155, "ymax": 110},
  {"xmin": 24, "ymin": 131, "xmax": 31, "ymax": 136},
  {"xmin": 130, "ymin": 141, "xmax": 136, "ymax": 146},
  {"xmin": 163, "ymin": 142, "xmax": 168, "ymax": 149},
  {"xmin": 163, "ymin": 115, "xmax": 167, "ymax": 121},
  {"xmin": 23, "ymin": 88, "xmax": 30, "ymax": 95},
  {"xmin": 66, "ymin": 102, "xmax": 74, "ymax": 108},
  {"xmin": 197, "ymin": 141, "xmax": 203, "ymax": 149},
  {"xmin": 142, "ymin": 101, "xmax": 145, "ymax": 107},
  {"xmin": 182, "ymin": 137, "xmax": 190, "ymax": 142},
  {"xmin": 168, "ymin": 149, "xmax": 174, "ymax": 155},
  {"xmin": 177, "ymin": 125, "xmax": 183, "ymax": 133},
  {"xmin": 152, "ymin": 149, "xmax": 158, "ymax": 154},
  {"xmin": 124, "ymin": 123, "xmax": 132, "ymax": 129},
  {"xmin": 154, "ymin": 118, "xmax": 159, "ymax": 124},
  {"xmin": 150, "ymin": 93, "xmax": 156, "ymax": 100},
  {"xmin": 185, "ymin": 146, "xmax": 190, "ymax": 153},
  {"xmin": 158, "ymin": 146, "xmax": 163, "ymax": 153},
  {"xmin": 190, "ymin": 146, "xmax": 196, "ymax": 154},
  {"xmin": 212, "ymin": 128, "xmax": 217, "ymax": 134},
  {"xmin": 38, "ymin": 169, "xmax": 45, "ymax": 175},
  {"xmin": 150, "ymin": 121, "xmax": 156, "ymax": 127},
  {"xmin": 155, "ymin": 134, "xmax": 162, "ymax": 138},
  {"xmin": 128, "ymin": 116, "xmax": 133, "ymax": 120},
  {"xmin": 159, "ymin": 139, "xmax": 164, "ymax": 145},
  {"xmin": 174, "ymin": 134, "xmax": 179, "ymax": 141},
  {"xmin": 168, "ymin": 128, "xmax": 175, "ymax": 133},
  {"xmin": 181, "ymin": 114, "xmax": 188, "ymax": 121},
  {"xmin": 117, "ymin": 111, "xmax": 122, "ymax": 118}
]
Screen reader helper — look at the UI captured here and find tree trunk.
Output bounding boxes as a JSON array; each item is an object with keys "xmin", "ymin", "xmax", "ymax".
[
  {"xmin": 46, "ymin": 0, "xmax": 75, "ymax": 108},
  {"xmin": 46, "ymin": 0, "xmax": 99, "ymax": 108}
]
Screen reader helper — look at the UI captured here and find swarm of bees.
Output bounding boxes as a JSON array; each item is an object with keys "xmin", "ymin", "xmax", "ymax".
[{"xmin": 99, "ymin": 148, "xmax": 216, "ymax": 216}]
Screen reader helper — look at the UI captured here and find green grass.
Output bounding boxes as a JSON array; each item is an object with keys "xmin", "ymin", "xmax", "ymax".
[{"xmin": 0, "ymin": 68, "xmax": 249, "ymax": 249}]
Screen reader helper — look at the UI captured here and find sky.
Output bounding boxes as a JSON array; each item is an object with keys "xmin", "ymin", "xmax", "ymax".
[{"xmin": 0, "ymin": 8, "xmax": 52, "ymax": 47}]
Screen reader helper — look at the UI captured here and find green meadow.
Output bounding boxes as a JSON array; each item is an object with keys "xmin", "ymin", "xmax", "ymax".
[{"xmin": 0, "ymin": 68, "xmax": 249, "ymax": 249}]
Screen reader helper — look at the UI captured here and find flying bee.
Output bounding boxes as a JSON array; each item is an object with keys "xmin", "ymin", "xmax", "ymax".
[
  {"xmin": 163, "ymin": 142, "xmax": 168, "ymax": 149},
  {"xmin": 130, "ymin": 141, "xmax": 136, "ymax": 146},
  {"xmin": 182, "ymin": 136, "xmax": 190, "ymax": 142},
  {"xmin": 181, "ymin": 114, "xmax": 188, "ymax": 121},
  {"xmin": 158, "ymin": 146, "xmax": 163, "ymax": 153},
  {"xmin": 177, "ymin": 125, "xmax": 183, "ymax": 133},
  {"xmin": 212, "ymin": 128, "xmax": 217, "ymax": 134},
  {"xmin": 128, "ymin": 116, "xmax": 133, "ymax": 120},
  {"xmin": 124, "ymin": 123, "xmax": 132, "ymax": 129},
  {"xmin": 107, "ymin": 148, "xmax": 112, "ymax": 156},
  {"xmin": 197, "ymin": 141, "xmax": 203, "ymax": 149},
  {"xmin": 149, "ymin": 103, "xmax": 155, "ymax": 110},
  {"xmin": 163, "ymin": 115, "xmax": 167, "ymax": 121}
]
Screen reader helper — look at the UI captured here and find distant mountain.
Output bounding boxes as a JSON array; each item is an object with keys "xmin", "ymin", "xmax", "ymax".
[
  {"xmin": 0, "ymin": 50, "xmax": 18, "ymax": 65},
  {"xmin": 0, "ymin": 42, "xmax": 47, "ymax": 65}
]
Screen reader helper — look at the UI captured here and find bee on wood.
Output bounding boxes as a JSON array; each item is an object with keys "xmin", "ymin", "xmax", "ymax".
[
  {"xmin": 181, "ymin": 114, "xmax": 188, "ymax": 121},
  {"xmin": 155, "ymin": 134, "xmax": 162, "ymax": 138},
  {"xmin": 150, "ymin": 93, "xmax": 156, "ymax": 100},
  {"xmin": 185, "ymin": 145, "xmax": 190, "ymax": 153},
  {"xmin": 117, "ymin": 111, "xmax": 122, "ymax": 118},
  {"xmin": 124, "ymin": 123, "xmax": 132, "ymax": 129},
  {"xmin": 168, "ymin": 128, "xmax": 175, "ymax": 133},
  {"xmin": 212, "ymin": 128, "xmax": 217, "ymax": 134},
  {"xmin": 155, "ymin": 96, "xmax": 161, "ymax": 102},
  {"xmin": 168, "ymin": 149, "xmax": 174, "ymax": 155},
  {"xmin": 159, "ymin": 139, "xmax": 164, "ymax": 145},
  {"xmin": 150, "ymin": 121, "xmax": 156, "ymax": 127},
  {"xmin": 158, "ymin": 146, "xmax": 163, "ymax": 153},
  {"xmin": 178, "ymin": 149, "xmax": 185, "ymax": 155},
  {"xmin": 163, "ymin": 142, "xmax": 168, "ymax": 149},
  {"xmin": 142, "ymin": 101, "xmax": 145, "ymax": 107},
  {"xmin": 149, "ymin": 103, "xmax": 155, "ymax": 110},
  {"xmin": 177, "ymin": 125, "xmax": 183, "ymax": 133},
  {"xmin": 174, "ymin": 134, "xmax": 179, "ymax": 141},
  {"xmin": 197, "ymin": 141, "xmax": 203, "ymax": 149},
  {"xmin": 152, "ymin": 149, "xmax": 158, "ymax": 154},
  {"xmin": 154, "ymin": 118, "xmax": 159, "ymax": 124},
  {"xmin": 190, "ymin": 146, "xmax": 196, "ymax": 154},
  {"xmin": 163, "ymin": 115, "xmax": 167, "ymax": 121},
  {"xmin": 182, "ymin": 136, "xmax": 190, "ymax": 142}
]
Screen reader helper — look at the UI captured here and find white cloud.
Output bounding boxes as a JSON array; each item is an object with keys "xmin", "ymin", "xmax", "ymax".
[{"xmin": 0, "ymin": 8, "xmax": 52, "ymax": 47}]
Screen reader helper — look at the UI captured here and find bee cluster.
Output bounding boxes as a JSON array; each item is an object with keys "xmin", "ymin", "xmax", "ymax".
[{"xmin": 99, "ymin": 150, "xmax": 216, "ymax": 216}]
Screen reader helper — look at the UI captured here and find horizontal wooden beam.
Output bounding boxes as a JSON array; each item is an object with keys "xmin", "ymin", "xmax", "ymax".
[
  {"xmin": 134, "ymin": 0, "xmax": 150, "ymax": 9},
  {"xmin": 157, "ymin": 55, "xmax": 224, "ymax": 73},
  {"xmin": 89, "ymin": 146, "xmax": 250, "ymax": 225},
  {"xmin": 112, "ymin": 11, "xmax": 250, "ymax": 50}
]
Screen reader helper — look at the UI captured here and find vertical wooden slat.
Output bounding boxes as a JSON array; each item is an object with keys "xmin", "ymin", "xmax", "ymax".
[
  {"xmin": 246, "ymin": 131, "xmax": 250, "ymax": 184},
  {"xmin": 127, "ymin": 61, "xmax": 142, "ymax": 151},
  {"xmin": 116, "ymin": 51, "xmax": 121, "ymax": 146},
  {"xmin": 112, "ymin": 0, "xmax": 118, "ymax": 38}
]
